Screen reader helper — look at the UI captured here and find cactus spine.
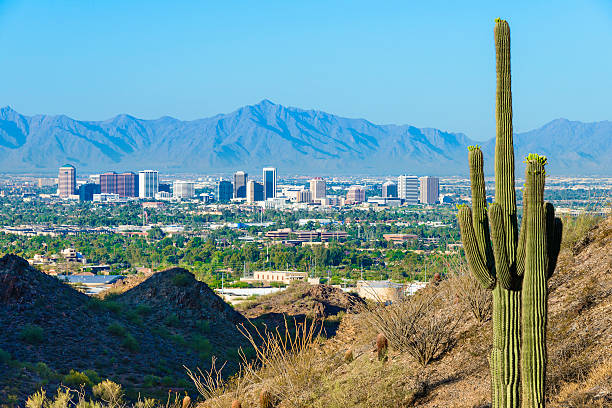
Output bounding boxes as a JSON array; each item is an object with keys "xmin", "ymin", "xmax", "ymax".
[
  {"xmin": 521, "ymin": 155, "xmax": 562, "ymax": 408},
  {"xmin": 459, "ymin": 19, "xmax": 563, "ymax": 408}
]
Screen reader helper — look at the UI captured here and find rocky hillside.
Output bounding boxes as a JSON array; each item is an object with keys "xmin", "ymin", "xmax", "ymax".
[
  {"xmin": 1, "ymin": 102, "xmax": 610, "ymax": 175},
  {"xmin": 0, "ymin": 257, "xmax": 249, "ymax": 405},
  {"xmin": 198, "ymin": 216, "xmax": 612, "ymax": 408}
]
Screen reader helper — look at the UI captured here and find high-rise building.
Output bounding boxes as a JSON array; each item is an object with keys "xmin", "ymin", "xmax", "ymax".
[
  {"xmin": 79, "ymin": 183, "xmax": 100, "ymax": 202},
  {"xmin": 263, "ymin": 167, "xmax": 277, "ymax": 199},
  {"xmin": 58, "ymin": 165, "xmax": 76, "ymax": 197},
  {"xmin": 173, "ymin": 181, "xmax": 195, "ymax": 199},
  {"xmin": 217, "ymin": 180, "xmax": 233, "ymax": 202},
  {"xmin": 138, "ymin": 170, "xmax": 159, "ymax": 199},
  {"xmin": 297, "ymin": 190, "xmax": 312, "ymax": 203},
  {"xmin": 346, "ymin": 185, "xmax": 365, "ymax": 204},
  {"xmin": 382, "ymin": 181, "xmax": 398, "ymax": 198},
  {"xmin": 398, "ymin": 175, "xmax": 419, "ymax": 204},
  {"xmin": 234, "ymin": 171, "xmax": 248, "ymax": 198},
  {"xmin": 419, "ymin": 176, "xmax": 439, "ymax": 204},
  {"xmin": 309, "ymin": 177, "xmax": 326, "ymax": 201},
  {"xmin": 246, "ymin": 180, "xmax": 264, "ymax": 203},
  {"xmin": 100, "ymin": 172, "xmax": 138, "ymax": 197}
]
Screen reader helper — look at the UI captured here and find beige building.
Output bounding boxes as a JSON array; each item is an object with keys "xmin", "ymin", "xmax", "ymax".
[
  {"xmin": 249, "ymin": 271, "xmax": 308, "ymax": 284},
  {"xmin": 309, "ymin": 177, "xmax": 326, "ymax": 201},
  {"xmin": 58, "ymin": 165, "xmax": 76, "ymax": 197},
  {"xmin": 346, "ymin": 185, "xmax": 365, "ymax": 204},
  {"xmin": 419, "ymin": 176, "xmax": 439, "ymax": 204}
]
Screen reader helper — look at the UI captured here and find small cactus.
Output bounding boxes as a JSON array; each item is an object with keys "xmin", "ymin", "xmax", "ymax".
[
  {"xmin": 231, "ymin": 400, "xmax": 242, "ymax": 408},
  {"xmin": 376, "ymin": 333, "xmax": 388, "ymax": 361},
  {"xmin": 182, "ymin": 396, "xmax": 191, "ymax": 408},
  {"xmin": 343, "ymin": 348, "xmax": 354, "ymax": 363},
  {"xmin": 260, "ymin": 390, "xmax": 273, "ymax": 408}
]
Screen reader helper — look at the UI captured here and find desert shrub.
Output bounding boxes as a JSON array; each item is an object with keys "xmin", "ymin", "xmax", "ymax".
[
  {"xmin": 196, "ymin": 320, "xmax": 211, "ymax": 334},
  {"xmin": 19, "ymin": 324, "xmax": 44, "ymax": 344},
  {"xmin": 561, "ymin": 214, "xmax": 601, "ymax": 252},
  {"xmin": 362, "ymin": 288, "xmax": 458, "ymax": 366},
  {"xmin": 92, "ymin": 380, "xmax": 124, "ymax": 408},
  {"xmin": 185, "ymin": 356, "xmax": 228, "ymax": 401},
  {"xmin": 0, "ymin": 348, "xmax": 11, "ymax": 364},
  {"xmin": 134, "ymin": 304, "xmax": 153, "ymax": 316},
  {"xmin": 163, "ymin": 313, "xmax": 180, "ymax": 327},
  {"xmin": 63, "ymin": 370, "xmax": 92, "ymax": 387},
  {"xmin": 84, "ymin": 369, "xmax": 101, "ymax": 385},
  {"xmin": 172, "ymin": 273, "xmax": 191, "ymax": 287},
  {"xmin": 143, "ymin": 375, "xmax": 162, "ymax": 387},
  {"xmin": 124, "ymin": 310, "xmax": 144, "ymax": 326},
  {"xmin": 453, "ymin": 270, "xmax": 491, "ymax": 323},
  {"xmin": 170, "ymin": 334, "xmax": 187, "ymax": 347},
  {"xmin": 122, "ymin": 334, "xmax": 139, "ymax": 352},
  {"xmin": 107, "ymin": 323, "xmax": 127, "ymax": 337},
  {"xmin": 192, "ymin": 335, "xmax": 212, "ymax": 354}
]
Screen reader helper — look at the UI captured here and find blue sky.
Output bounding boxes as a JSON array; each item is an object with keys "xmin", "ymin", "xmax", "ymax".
[{"xmin": 0, "ymin": 0, "xmax": 610, "ymax": 141}]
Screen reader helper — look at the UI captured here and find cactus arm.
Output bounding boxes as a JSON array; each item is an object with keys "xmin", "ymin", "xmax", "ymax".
[
  {"xmin": 458, "ymin": 206, "xmax": 496, "ymax": 289},
  {"xmin": 489, "ymin": 203, "xmax": 515, "ymax": 289},
  {"xmin": 469, "ymin": 146, "xmax": 495, "ymax": 270},
  {"xmin": 521, "ymin": 156, "xmax": 549, "ymax": 408},
  {"xmin": 544, "ymin": 203, "xmax": 563, "ymax": 279}
]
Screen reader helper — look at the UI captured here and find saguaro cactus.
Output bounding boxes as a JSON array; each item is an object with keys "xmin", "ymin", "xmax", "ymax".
[
  {"xmin": 457, "ymin": 18, "xmax": 522, "ymax": 408},
  {"xmin": 458, "ymin": 19, "xmax": 563, "ymax": 408},
  {"xmin": 521, "ymin": 154, "xmax": 562, "ymax": 408}
]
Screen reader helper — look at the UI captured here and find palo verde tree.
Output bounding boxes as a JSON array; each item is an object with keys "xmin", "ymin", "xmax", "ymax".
[{"xmin": 457, "ymin": 19, "xmax": 562, "ymax": 408}]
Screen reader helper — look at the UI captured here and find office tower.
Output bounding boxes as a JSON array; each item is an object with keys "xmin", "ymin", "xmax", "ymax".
[
  {"xmin": 100, "ymin": 172, "xmax": 117, "ymax": 195},
  {"xmin": 217, "ymin": 180, "xmax": 233, "ymax": 202},
  {"xmin": 173, "ymin": 181, "xmax": 195, "ymax": 199},
  {"xmin": 398, "ymin": 175, "xmax": 419, "ymax": 204},
  {"xmin": 117, "ymin": 172, "xmax": 138, "ymax": 197},
  {"xmin": 263, "ymin": 167, "xmax": 277, "ymax": 199},
  {"xmin": 382, "ymin": 181, "xmax": 398, "ymax": 198},
  {"xmin": 297, "ymin": 189, "xmax": 312, "ymax": 203},
  {"xmin": 79, "ymin": 183, "xmax": 101, "ymax": 202},
  {"xmin": 58, "ymin": 164, "xmax": 76, "ymax": 197},
  {"xmin": 234, "ymin": 171, "xmax": 248, "ymax": 198},
  {"xmin": 309, "ymin": 177, "xmax": 326, "ymax": 201},
  {"xmin": 419, "ymin": 176, "xmax": 440, "ymax": 204},
  {"xmin": 138, "ymin": 170, "xmax": 159, "ymax": 199},
  {"xmin": 346, "ymin": 185, "xmax": 365, "ymax": 204},
  {"xmin": 101, "ymin": 172, "xmax": 138, "ymax": 197},
  {"xmin": 246, "ymin": 180, "xmax": 264, "ymax": 203}
]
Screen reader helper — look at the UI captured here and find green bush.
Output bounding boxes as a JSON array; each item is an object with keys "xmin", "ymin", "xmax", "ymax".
[
  {"xmin": 63, "ymin": 369, "xmax": 92, "ymax": 387},
  {"xmin": 19, "ymin": 324, "xmax": 44, "ymax": 344},
  {"xmin": 134, "ymin": 304, "xmax": 152, "ymax": 316},
  {"xmin": 0, "ymin": 348, "xmax": 11, "ymax": 364},
  {"xmin": 192, "ymin": 335, "xmax": 212, "ymax": 354},
  {"xmin": 143, "ymin": 374, "xmax": 161, "ymax": 387},
  {"xmin": 196, "ymin": 320, "xmax": 211, "ymax": 334},
  {"xmin": 122, "ymin": 334, "xmax": 139, "ymax": 352},
  {"xmin": 163, "ymin": 314, "xmax": 180, "ymax": 327},
  {"xmin": 171, "ymin": 273, "xmax": 191, "ymax": 287},
  {"xmin": 107, "ymin": 323, "xmax": 127, "ymax": 337},
  {"xmin": 84, "ymin": 369, "xmax": 101, "ymax": 385}
]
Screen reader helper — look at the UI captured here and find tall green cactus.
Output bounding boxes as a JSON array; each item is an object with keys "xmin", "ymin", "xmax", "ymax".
[
  {"xmin": 457, "ymin": 18, "xmax": 522, "ymax": 408},
  {"xmin": 521, "ymin": 154, "xmax": 562, "ymax": 408},
  {"xmin": 458, "ymin": 19, "xmax": 563, "ymax": 408}
]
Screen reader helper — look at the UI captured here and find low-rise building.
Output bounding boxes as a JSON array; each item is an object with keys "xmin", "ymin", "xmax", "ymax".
[{"xmin": 245, "ymin": 270, "xmax": 308, "ymax": 284}]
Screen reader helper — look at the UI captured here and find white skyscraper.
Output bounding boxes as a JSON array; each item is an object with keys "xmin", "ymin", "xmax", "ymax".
[
  {"xmin": 309, "ymin": 177, "xmax": 326, "ymax": 201},
  {"xmin": 398, "ymin": 175, "xmax": 419, "ymax": 204},
  {"xmin": 138, "ymin": 170, "xmax": 159, "ymax": 199},
  {"xmin": 263, "ymin": 167, "xmax": 277, "ymax": 200},
  {"xmin": 419, "ymin": 176, "xmax": 439, "ymax": 204}
]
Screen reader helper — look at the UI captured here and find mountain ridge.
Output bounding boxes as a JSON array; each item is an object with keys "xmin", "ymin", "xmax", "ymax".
[{"xmin": 1, "ymin": 101, "xmax": 610, "ymax": 175}]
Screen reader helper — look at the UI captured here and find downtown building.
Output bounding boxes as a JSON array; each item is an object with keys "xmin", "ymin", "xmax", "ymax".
[
  {"xmin": 100, "ymin": 172, "xmax": 138, "ymax": 197},
  {"xmin": 234, "ymin": 171, "xmax": 248, "ymax": 199},
  {"xmin": 58, "ymin": 164, "xmax": 76, "ymax": 197},
  {"xmin": 346, "ymin": 185, "xmax": 366, "ymax": 204},
  {"xmin": 138, "ymin": 170, "xmax": 159, "ymax": 199},
  {"xmin": 263, "ymin": 167, "xmax": 277, "ymax": 199},
  {"xmin": 217, "ymin": 180, "xmax": 233, "ymax": 202},
  {"xmin": 173, "ymin": 181, "xmax": 195, "ymax": 199},
  {"xmin": 419, "ymin": 176, "xmax": 439, "ymax": 204},
  {"xmin": 382, "ymin": 181, "xmax": 398, "ymax": 198},
  {"xmin": 398, "ymin": 175, "xmax": 419, "ymax": 205},
  {"xmin": 309, "ymin": 177, "xmax": 326, "ymax": 201},
  {"xmin": 247, "ymin": 180, "xmax": 264, "ymax": 203}
]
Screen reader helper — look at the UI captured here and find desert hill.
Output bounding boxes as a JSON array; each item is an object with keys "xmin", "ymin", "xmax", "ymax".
[{"xmin": 0, "ymin": 257, "xmax": 249, "ymax": 405}]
